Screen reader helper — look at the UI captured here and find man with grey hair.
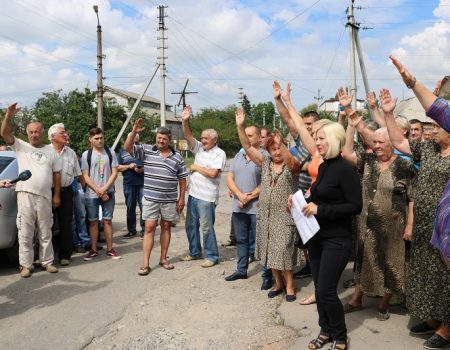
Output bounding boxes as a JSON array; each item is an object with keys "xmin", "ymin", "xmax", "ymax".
[
  {"xmin": 180, "ymin": 106, "xmax": 227, "ymax": 268},
  {"xmin": 49, "ymin": 123, "xmax": 82, "ymax": 265}
]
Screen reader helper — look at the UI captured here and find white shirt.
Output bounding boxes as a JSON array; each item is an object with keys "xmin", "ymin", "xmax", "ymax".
[{"xmin": 52, "ymin": 145, "xmax": 81, "ymax": 187}]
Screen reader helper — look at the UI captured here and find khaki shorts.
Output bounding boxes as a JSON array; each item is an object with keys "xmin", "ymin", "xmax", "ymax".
[{"xmin": 142, "ymin": 197, "xmax": 177, "ymax": 222}]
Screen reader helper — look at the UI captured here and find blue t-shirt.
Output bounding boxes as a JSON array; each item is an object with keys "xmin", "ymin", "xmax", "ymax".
[{"xmin": 118, "ymin": 148, "xmax": 144, "ymax": 186}]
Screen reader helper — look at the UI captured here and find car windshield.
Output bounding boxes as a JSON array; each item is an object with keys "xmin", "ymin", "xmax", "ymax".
[{"xmin": 0, "ymin": 156, "xmax": 14, "ymax": 174}]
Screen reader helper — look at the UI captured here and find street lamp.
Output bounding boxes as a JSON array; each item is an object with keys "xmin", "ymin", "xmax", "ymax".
[{"xmin": 93, "ymin": 5, "xmax": 104, "ymax": 130}]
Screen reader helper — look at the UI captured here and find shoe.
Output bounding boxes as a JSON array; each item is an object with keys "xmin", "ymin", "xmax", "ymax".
[
  {"xmin": 286, "ymin": 294, "xmax": 297, "ymax": 302},
  {"xmin": 225, "ymin": 271, "xmax": 247, "ymax": 281},
  {"xmin": 73, "ymin": 246, "xmax": 86, "ymax": 254},
  {"xmin": 106, "ymin": 249, "xmax": 122, "ymax": 260},
  {"xmin": 19, "ymin": 266, "xmax": 32, "ymax": 278},
  {"xmin": 423, "ymin": 334, "xmax": 450, "ymax": 349},
  {"xmin": 410, "ymin": 322, "xmax": 436, "ymax": 335},
  {"xmin": 308, "ymin": 332, "xmax": 331, "ymax": 349},
  {"xmin": 60, "ymin": 259, "xmax": 70, "ymax": 266},
  {"xmin": 343, "ymin": 303, "xmax": 362, "ymax": 313},
  {"xmin": 159, "ymin": 260, "xmax": 175, "ymax": 270},
  {"xmin": 83, "ymin": 249, "xmax": 98, "ymax": 261},
  {"xmin": 268, "ymin": 288, "xmax": 284, "ymax": 298},
  {"xmin": 294, "ymin": 263, "xmax": 312, "ymax": 279},
  {"xmin": 98, "ymin": 236, "xmax": 106, "ymax": 243},
  {"xmin": 122, "ymin": 232, "xmax": 137, "ymax": 239},
  {"xmin": 180, "ymin": 255, "xmax": 201, "ymax": 262},
  {"xmin": 248, "ymin": 255, "xmax": 257, "ymax": 264},
  {"xmin": 343, "ymin": 278, "xmax": 356, "ymax": 289},
  {"xmin": 376, "ymin": 308, "xmax": 390, "ymax": 321},
  {"xmin": 221, "ymin": 240, "xmax": 236, "ymax": 247},
  {"xmin": 261, "ymin": 279, "xmax": 273, "ymax": 290},
  {"xmin": 201, "ymin": 259, "xmax": 217, "ymax": 268},
  {"xmin": 138, "ymin": 266, "xmax": 151, "ymax": 276},
  {"xmin": 329, "ymin": 340, "xmax": 349, "ymax": 350},
  {"xmin": 45, "ymin": 264, "xmax": 58, "ymax": 273}
]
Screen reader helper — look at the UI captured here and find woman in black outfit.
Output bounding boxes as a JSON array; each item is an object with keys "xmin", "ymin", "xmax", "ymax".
[{"xmin": 301, "ymin": 122, "xmax": 362, "ymax": 350}]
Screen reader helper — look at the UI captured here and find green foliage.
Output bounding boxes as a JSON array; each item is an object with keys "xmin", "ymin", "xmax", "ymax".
[
  {"xmin": 242, "ymin": 94, "xmax": 252, "ymax": 117},
  {"xmin": 250, "ymin": 102, "xmax": 276, "ymax": 128}
]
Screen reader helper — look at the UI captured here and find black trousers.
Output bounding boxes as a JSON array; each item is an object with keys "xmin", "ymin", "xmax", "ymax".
[
  {"xmin": 53, "ymin": 186, "xmax": 74, "ymax": 260},
  {"xmin": 307, "ymin": 235, "xmax": 351, "ymax": 342}
]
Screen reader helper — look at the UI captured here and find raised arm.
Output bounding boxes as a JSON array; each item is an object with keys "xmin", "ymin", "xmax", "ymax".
[
  {"xmin": 181, "ymin": 105, "xmax": 197, "ymax": 150},
  {"xmin": 366, "ymin": 91, "xmax": 386, "ymax": 127},
  {"xmin": 273, "ymin": 80, "xmax": 298, "ymax": 138},
  {"xmin": 273, "ymin": 129, "xmax": 300, "ymax": 174},
  {"xmin": 380, "ymin": 88, "xmax": 412, "ymax": 156},
  {"xmin": 124, "ymin": 120, "xmax": 144, "ymax": 154},
  {"xmin": 235, "ymin": 107, "xmax": 263, "ymax": 167},
  {"xmin": 282, "ymin": 83, "xmax": 317, "ymax": 155},
  {"xmin": 341, "ymin": 121, "xmax": 358, "ymax": 167},
  {"xmin": 1, "ymin": 103, "xmax": 19, "ymax": 145}
]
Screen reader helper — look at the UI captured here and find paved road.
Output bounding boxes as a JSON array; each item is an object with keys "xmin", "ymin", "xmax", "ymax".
[{"xmin": 0, "ymin": 165, "xmax": 427, "ymax": 349}]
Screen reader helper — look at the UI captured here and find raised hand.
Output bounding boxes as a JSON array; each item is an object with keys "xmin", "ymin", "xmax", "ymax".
[
  {"xmin": 132, "ymin": 118, "xmax": 145, "ymax": 133},
  {"xmin": 379, "ymin": 88, "xmax": 397, "ymax": 114},
  {"xmin": 281, "ymin": 82, "xmax": 292, "ymax": 103},
  {"xmin": 6, "ymin": 102, "xmax": 20, "ymax": 117},
  {"xmin": 273, "ymin": 80, "xmax": 282, "ymax": 99},
  {"xmin": 366, "ymin": 91, "xmax": 377, "ymax": 108},
  {"xmin": 235, "ymin": 107, "xmax": 245, "ymax": 126},
  {"xmin": 389, "ymin": 55, "xmax": 416, "ymax": 88},
  {"xmin": 337, "ymin": 87, "xmax": 353, "ymax": 107},
  {"xmin": 182, "ymin": 105, "xmax": 192, "ymax": 121},
  {"xmin": 347, "ymin": 110, "xmax": 362, "ymax": 128}
]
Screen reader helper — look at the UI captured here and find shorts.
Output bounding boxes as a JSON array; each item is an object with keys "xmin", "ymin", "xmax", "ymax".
[
  {"xmin": 85, "ymin": 193, "xmax": 115, "ymax": 221},
  {"xmin": 142, "ymin": 197, "xmax": 177, "ymax": 222}
]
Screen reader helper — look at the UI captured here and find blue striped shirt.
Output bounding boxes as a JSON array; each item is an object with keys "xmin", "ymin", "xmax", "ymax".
[{"xmin": 136, "ymin": 144, "xmax": 188, "ymax": 203}]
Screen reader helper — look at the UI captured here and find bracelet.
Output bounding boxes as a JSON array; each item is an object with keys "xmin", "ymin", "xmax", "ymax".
[{"xmin": 406, "ymin": 77, "xmax": 417, "ymax": 89}]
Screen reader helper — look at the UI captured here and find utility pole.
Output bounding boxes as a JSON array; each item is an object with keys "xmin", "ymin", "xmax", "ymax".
[
  {"xmin": 171, "ymin": 79, "xmax": 198, "ymax": 109},
  {"xmin": 346, "ymin": 0, "xmax": 374, "ymax": 120},
  {"xmin": 93, "ymin": 5, "xmax": 104, "ymax": 129},
  {"xmin": 262, "ymin": 109, "xmax": 266, "ymax": 127},
  {"xmin": 313, "ymin": 89, "xmax": 324, "ymax": 111},
  {"xmin": 238, "ymin": 87, "xmax": 244, "ymax": 105},
  {"xmin": 158, "ymin": 5, "xmax": 168, "ymax": 126}
]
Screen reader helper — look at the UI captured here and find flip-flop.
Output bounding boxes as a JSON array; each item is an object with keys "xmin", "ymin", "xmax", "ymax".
[
  {"xmin": 343, "ymin": 302, "xmax": 362, "ymax": 313},
  {"xmin": 299, "ymin": 294, "xmax": 316, "ymax": 305},
  {"xmin": 138, "ymin": 266, "xmax": 151, "ymax": 276},
  {"xmin": 159, "ymin": 260, "xmax": 175, "ymax": 270}
]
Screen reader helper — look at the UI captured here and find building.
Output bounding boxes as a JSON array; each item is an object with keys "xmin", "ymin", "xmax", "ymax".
[
  {"xmin": 394, "ymin": 97, "xmax": 430, "ymax": 123},
  {"xmin": 318, "ymin": 97, "xmax": 366, "ymax": 114},
  {"xmin": 103, "ymin": 86, "xmax": 183, "ymax": 141}
]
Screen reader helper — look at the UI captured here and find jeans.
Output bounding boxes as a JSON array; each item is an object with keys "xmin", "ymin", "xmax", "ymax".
[
  {"xmin": 232, "ymin": 212, "xmax": 256, "ymax": 274},
  {"xmin": 123, "ymin": 184, "xmax": 144, "ymax": 234},
  {"xmin": 307, "ymin": 235, "xmax": 351, "ymax": 342},
  {"xmin": 229, "ymin": 215, "xmax": 255, "ymax": 255},
  {"xmin": 185, "ymin": 195, "xmax": 219, "ymax": 262},
  {"xmin": 72, "ymin": 188, "xmax": 91, "ymax": 249}
]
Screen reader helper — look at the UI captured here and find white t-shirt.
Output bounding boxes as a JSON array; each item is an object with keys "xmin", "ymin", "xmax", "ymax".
[
  {"xmin": 12, "ymin": 137, "xmax": 62, "ymax": 200},
  {"xmin": 188, "ymin": 140, "xmax": 226, "ymax": 203}
]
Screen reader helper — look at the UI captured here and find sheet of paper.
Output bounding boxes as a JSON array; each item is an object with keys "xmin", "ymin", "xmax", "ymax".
[{"xmin": 291, "ymin": 189, "xmax": 320, "ymax": 244}]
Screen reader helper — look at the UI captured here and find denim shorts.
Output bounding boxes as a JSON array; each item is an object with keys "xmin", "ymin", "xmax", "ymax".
[
  {"xmin": 85, "ymin": 193, "xmax": 115, "ymax": 221},
  {"xmin": 142, "ymin": 197, "xmax": 177, "ymax": 222}
]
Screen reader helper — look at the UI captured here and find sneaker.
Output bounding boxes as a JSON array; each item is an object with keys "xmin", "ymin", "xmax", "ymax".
[
  {"xmin": 19, "ymin": 266, "xmax": 32, "ymax": 278},
  {"xmin": 73, "ymin": 245, "xmax": 86, "ymax": 254},
  {"xmin": 221, "ymin": 240, "xmax": 236, "ymax": 247},
  {"xmin": 106, "ymin": 248, "xmax": 122, "ymax": 260},
  {"xmin": 294, "ymin": 262, "xmax": 312, "ymax": 279},
  {"xmin": 410, "ymin": 322, "xmax": 435, "ymax": 335},
  {"xmin": 249, "ymin": 255, "xmax": 257, "ymax": 264},
  {"xmin": 45, "ymin": 264, "xmax": 58, "ymax": 273},
  {"xmin": 423, "ymin": 334, "xmax": 450, "ymax": 350},
  {"xmin": 60, "ymin": 259, "xmax": 70, "ymax": 266},
  {"xmin": 180, "ymin": 255, "xmax": 201, "ymax": 262},
  {"xmin": 201, "ymin": 259, "xmax": 217, "ymax": 268},
  {"xmin": 84, "ymin": 249, "xmax": 99, "ymax": 261},
  {"xmin": 122, "ymin": 232, "xmax": 136, "ymax": 239}
]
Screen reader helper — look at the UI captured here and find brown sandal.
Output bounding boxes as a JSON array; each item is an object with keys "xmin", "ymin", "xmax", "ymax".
[
  {"xmin": 138, "ymin": 266, "xmax": 151, "ymax": 276},
  {"xmin": 308, "ymin": 333, "xmax": 331, "ymax": 349},
  {"xmin": 159, "ymin": 260, "xmax": 175, "ymax": 270}
]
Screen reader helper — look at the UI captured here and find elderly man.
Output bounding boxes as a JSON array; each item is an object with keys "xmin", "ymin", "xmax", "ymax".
[
  {"xmin": 180, "ymin": 105, "xmax": 227, "ymax": 268},
  {"xmin": 49, "ymin": 123, "xmax": 82, "ymax": 266},
  {"xmin": 124, "ymin": 123, "xmax": 188, "ymax": 275},
  {"xmin": 1, "ymin": 103, "xmax": 61, "ymax": 278}
]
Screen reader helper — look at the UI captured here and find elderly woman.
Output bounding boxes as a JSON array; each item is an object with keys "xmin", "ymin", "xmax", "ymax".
[
  {"xmin": 388, "ymin": 55, "xmax": 450, "ymax": 349},
  {"xmin": 235, "ymin": 107, "xmax": 302, "ymax": 302}
]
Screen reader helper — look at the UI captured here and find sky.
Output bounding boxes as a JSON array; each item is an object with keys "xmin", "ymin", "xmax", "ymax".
[{"xmin": 1, "ymin": 0, "xmax": 449, "ymax": 114}]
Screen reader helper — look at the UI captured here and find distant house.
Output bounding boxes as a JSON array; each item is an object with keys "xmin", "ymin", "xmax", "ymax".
[
  {"xmin": 103, "ymin": 86, "xmax": 183, "ymax": 141},
  {"xmin": 394, "ymin": 97, "xmax": 430, "ymax": 123},
  {"xmin": 318, "ymin": 97, "xmax": 366, "ymax": 114}
]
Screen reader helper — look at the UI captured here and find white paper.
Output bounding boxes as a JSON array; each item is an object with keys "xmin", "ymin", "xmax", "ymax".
[{"xmin": 291, "ymin": 189, "xmax": 320, "ymax": 244}]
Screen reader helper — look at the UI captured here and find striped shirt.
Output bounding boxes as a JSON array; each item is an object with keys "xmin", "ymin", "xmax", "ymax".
[
  {"xmin": 189, "ymin": 140, "xmax": 227, "ymax": 203},
  {"xmin": 294, "ymin": 136, "xmax": 312, "ymax": 194},
  {"xmin": 136, "ymin": 144, "xmax": 188, "ymax": 203}
]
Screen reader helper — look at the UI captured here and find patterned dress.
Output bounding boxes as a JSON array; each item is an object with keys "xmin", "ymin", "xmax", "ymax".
[
  {"xmin": 354, "ymin": 151, "xmax": 416, "ymax": 296},
  {"xmin": 256, "ymin": 156, "xmax": 302, "ymax": 270},
  {"xmin": 408, "ymin": 140, "xmax": 450, "ymax": 325}
]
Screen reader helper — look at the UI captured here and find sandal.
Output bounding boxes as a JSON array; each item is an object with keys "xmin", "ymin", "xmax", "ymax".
[
  {"xmin": 376, "ymin": 308, "xmax": 390, "ymax": 321},
  {"xmin": 308, "ymin": 333, "xmax": 331, "ymax": 349},
  {"xmin": 329, "ymin": 339, "xmax": 349, "ymax": 350},
  {"xmin": 299, "ymin": 294, "xmax": 316, "ymax": 305},
  {"xmin": 343, "ymin": 302, "xmax": 362, "ymax": 313},
  {"xmin": 138, "ymin": 266, "xmax": 151, "ymax": 276},
  {"xmin": 159, "ymin": 260, "xmax": 175, "ymax": 270}
]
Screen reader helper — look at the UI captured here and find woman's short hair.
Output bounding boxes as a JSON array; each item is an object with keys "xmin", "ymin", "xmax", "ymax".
[
  {"xmin": 320, "ymin": 122, "xmax": 346, "ymax": 159},
  {"xmin": 265, "ymin": 135, "xmax": 286, "ymax": 152}
]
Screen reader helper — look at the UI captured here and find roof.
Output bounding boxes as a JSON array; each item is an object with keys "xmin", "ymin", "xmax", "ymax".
[{"xmin": 394, "ymin": 97, "xmax": 431, "ymax": 123}]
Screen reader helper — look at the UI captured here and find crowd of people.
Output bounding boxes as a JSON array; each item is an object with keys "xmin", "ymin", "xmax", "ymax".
[{"xmin": 0, "ymin": 55, "xmax": 449, "ymax": 350}]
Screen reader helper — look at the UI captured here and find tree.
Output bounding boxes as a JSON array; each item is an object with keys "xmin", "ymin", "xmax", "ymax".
[
  {"xmin": 241, "ymin": 94, "xmax": 252, "ymax": 118},
  {"xmin": 251, "ymin": 102, "xmax": 275, "ymax": 127}
]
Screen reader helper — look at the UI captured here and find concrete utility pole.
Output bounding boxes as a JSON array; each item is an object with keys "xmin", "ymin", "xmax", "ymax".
[
  {"xmin": 314, "ymin": 89, "xmax": 324, "ymax": 111},
  {"xmin": 238, "ymin": 87, "xmax": 244, "ymax": 105},
  {"xmin": 158, "ymin": 5, "xmax": 168, "ymax": 126},
  {"xmin": 346, "ymin": 0, "xmax": 374, "ymax": 120},
  {"xmin": 93, "ymin": 5, "xmax": 104, "ymax": 129}
]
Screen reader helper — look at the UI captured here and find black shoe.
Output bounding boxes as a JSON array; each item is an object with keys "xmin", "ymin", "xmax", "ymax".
[
  {"xmin": 96, "ymin": 245, "xmax": 104, "ymax": 251},
  {"xmin": 123, "ymin": 232, "xmax": 137, "ymax": 239},
  {"xmin": 249, "ymin": 255, "xmax": 257, "ymax": 264},
  {"xmin": 98, "ymin": 237, "xmax": 106, "ymax": 243},
  {"xmin": 73, "ymin": 245, "xmax": 86, "ymax": 254},
  {"xmin": 268, "ymin": 289, "xmax": 284, "ymax": 298},
  {"xmin": 225, "ymin": 271, "xmax": 248, "ymax": 281},
  {"xmin": 410, "ymin": 322, "xmax": 435, "ymax": 335},
  {"xmin": 423, "ymin": 334, "xmax": 450, "ymax": 349},
  {"xmin": 294, "ymin": 263, "xmax": 312, "ymax": 279},
  {"xmin": 261, "ymin": 279, "xmax": 273, "ymax": 290}
]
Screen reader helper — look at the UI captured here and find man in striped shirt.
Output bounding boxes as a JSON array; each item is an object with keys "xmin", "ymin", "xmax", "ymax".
[{"xmin": 124, "ymin": 122, "xmax": 188, "ymax": 276}]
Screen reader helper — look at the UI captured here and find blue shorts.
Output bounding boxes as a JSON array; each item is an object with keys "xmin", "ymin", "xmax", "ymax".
[{"xmin": 85, "ymin": 193, "xmax": 115, "ymax": 221}]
